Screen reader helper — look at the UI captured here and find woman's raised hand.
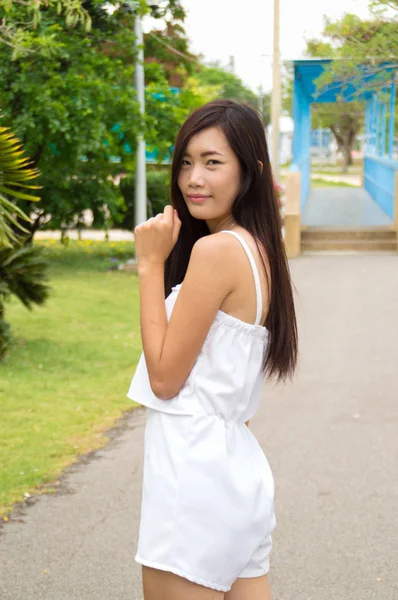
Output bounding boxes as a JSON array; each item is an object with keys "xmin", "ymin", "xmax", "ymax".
[{"xmin": 134, "ymin": 205, "xmax": 182, "ymax": 268}]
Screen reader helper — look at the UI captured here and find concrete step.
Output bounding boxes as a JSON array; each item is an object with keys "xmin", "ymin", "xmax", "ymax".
[
  {"xmin": 301, "ymin": 227, "xmax": 396, "ymax": 241},
  {"xmin": 301, "ymin": 239, "xmax": 397, "ymax": 252}
]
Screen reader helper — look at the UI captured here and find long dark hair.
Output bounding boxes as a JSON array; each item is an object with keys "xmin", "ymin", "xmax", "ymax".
[{"xmin": 165, "ymin": 99, "xmax": 298, "ymax": 382}]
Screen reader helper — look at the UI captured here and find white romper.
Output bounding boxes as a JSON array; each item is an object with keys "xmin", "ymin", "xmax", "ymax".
[{"xmin": 127, "ymin": 230, "xmax": 276, "ymax": 593}]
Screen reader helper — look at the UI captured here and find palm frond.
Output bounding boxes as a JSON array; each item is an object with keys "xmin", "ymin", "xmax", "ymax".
[
  {"xmin": 0, "ymin": 116, "xmax": 42, "ymax": 247},
  {"xmin": 0, "ymin": 245, "xmax": 50, "ymax": 309}
]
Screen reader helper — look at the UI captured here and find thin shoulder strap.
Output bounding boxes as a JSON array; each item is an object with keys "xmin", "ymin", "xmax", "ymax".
[{"xmin": 221, "ymin": 230, "xmax": 263, "ymax": 326}]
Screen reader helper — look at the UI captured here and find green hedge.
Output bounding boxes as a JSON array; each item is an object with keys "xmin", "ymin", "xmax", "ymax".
[{"xmin": 116, "ymin": 169, "xmax": 171, "ymax": 229}]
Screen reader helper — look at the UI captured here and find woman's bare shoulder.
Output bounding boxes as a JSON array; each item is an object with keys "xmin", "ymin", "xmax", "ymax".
[{"xmin": 190, "ymin": 230, "xmax": 245, "ymax": 267}]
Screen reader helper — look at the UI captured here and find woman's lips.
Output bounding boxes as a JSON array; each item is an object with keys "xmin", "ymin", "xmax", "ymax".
[{"xmin": 188, "ymin": 195, "xmax": 209, "ymax": 204}]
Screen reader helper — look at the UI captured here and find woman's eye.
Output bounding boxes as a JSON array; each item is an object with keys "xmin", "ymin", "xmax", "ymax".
[{"xmin": 181, "ymin": 159, "xmax": 220, "ymax": 167}]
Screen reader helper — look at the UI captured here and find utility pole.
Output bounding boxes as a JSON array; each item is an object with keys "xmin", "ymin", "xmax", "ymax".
[
  {"xmin": 271, "ymin": 0, "xmax": 281, "ymax": 182},
  {"xmin": 134, "ymin": 12, "xmax": 147, "ymax": 226}
]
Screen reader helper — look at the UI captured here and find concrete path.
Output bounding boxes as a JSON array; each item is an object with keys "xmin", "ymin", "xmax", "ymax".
[
  {"xmin": 303, "ymin": 188, "xmax": 394, "ymax": 227},
  {"xmin": 1, "ymin": 254, "xmax": 398, "ymax": 600}
]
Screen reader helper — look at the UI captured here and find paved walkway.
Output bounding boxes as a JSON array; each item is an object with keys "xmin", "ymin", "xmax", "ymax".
[
  {"xmin": 1, "ymin": 254, "xmax": 398, "ymax": 599},
  {"xmin": 303, "ymin": 187, "xmax": 394, "ymax": 227}
]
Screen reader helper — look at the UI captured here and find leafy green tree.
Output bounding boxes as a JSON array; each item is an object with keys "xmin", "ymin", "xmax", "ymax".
[
  {"xmin": 0, "ymin": 0, "xmax": 140, "ymax": 233},
  {"xmin": 282, "ymin": 36, "xmax": 365, "ymax": 171},
  {"xmin": 260, "ymin": 93, "xmax": 271, "ymax": 127},
  {"xmin": 144, "ymin": 20, "xmax": 197, "ymax": 88},
  {"xmin": 311, "ymin": 5, "xmax": 398, "ymax": 148},
  {"xmin": 0, "ymin": 1, "xmax": 190, "ymax": 60},
  {"xmin": 306, "ymin": 39, "xmax": 365, "ymax": 170},
  {"xmin": 312, "ymin": 104, "xmax": 363, "ymax": 170},
  {"xmin": 0, "ymin": 0, "xmax": 202, "ymax": 233},
  {"xmin": 284, "ymin": 3, "xmax": 398, "ymax": 170},
  {"xmin": 313, "ymin": 6, "xmax": 398, "ymax": 94},
  {"xmin": 281, "ymin": 64, "xmax": 294, "ymax": 116},
  {"xmin": 195, "ymin": 64, "xmax": 271, "ymax": 125},
  {"xmin": 0, "ymin": 0, "xmax": 102, "ymax": 57},
  {"xmin": 143, "ymin": 9, "xmax": 204, "ymax": 163}
]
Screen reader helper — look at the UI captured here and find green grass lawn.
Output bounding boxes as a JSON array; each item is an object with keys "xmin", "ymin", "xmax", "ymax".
[
  {"xmin": 311, "ymin": 167, "xmax": 362, "ymax": 175},
  {"xmin": 310, "ymin": 178, "xmax": 357, "ymax": 188},
  {"xmin": 0, "ymin": 241, "xmax": 142, "ymax": 518},
  {"xmin": 280, "ymin": 176, "xmax": 358, "ymax": 188}
]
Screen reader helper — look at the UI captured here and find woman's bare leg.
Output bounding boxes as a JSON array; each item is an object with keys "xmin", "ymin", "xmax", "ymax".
[
  {"xmin": 142, "ymin": 566, "xmax": 225, "ymax": 600},
  {"xmin": 225, "ymin": 574, "xmax": 272, "ymax": 600}
]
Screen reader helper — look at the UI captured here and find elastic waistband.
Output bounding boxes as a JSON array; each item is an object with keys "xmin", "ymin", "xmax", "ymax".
[
  {"xmin": 209, "ymin": 413, "xmax": 246, "ymax": 425},
  {"xmin": 149, "ymin": 408, "xmax": 246, "ymax": 425}
]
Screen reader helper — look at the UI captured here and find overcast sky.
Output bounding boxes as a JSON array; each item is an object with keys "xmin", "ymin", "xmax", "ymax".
[{"xmin": 163, "ymin": 0, "xmax": 374, "ymax": 93}]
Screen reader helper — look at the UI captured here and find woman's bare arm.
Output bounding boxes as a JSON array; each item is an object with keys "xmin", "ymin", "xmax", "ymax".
[{"xmin": 138, "ymin": 233, "xmax": 236, "ymax": 400}]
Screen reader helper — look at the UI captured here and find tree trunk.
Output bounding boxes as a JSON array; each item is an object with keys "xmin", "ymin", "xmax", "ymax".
[
  {"xmin": 342, "ymin": 147, "xmax": 353, "ymax": 173},
  {"xmin": 330, "ymin": 126, "xmax": 355, "ymax": 174},
  {"xmin": 26, "ymin": 212, "xmax": 47, "ymax": 243},
  {"xmin": 11, "ymin": 209, "xmax": 46, "ymax": 245}
]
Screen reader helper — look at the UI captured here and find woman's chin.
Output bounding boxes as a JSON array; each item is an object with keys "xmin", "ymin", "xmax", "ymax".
[{"xmin": 186, "ymin": 205, "xmax": 213, "ymax": 220}]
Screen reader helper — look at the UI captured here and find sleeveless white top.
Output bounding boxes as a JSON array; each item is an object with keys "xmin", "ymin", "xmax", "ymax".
[
  {"xmin": 128, "ymin": 230, "xmax": 276, "ymax": 592},
  {"xmin": 127, "ymin": 230, "xmax": 269, "ymax": 423}
]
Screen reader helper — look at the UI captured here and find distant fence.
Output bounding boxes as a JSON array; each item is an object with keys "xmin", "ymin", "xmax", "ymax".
[{"xmin": 364, "ymin": 155, "xmax": 398, "ymax": 221}]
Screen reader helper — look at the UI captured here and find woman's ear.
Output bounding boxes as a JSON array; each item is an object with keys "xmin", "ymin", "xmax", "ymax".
[{"xmin": 257, "ymin": 160, "xmax": 264, "ymax": 174}]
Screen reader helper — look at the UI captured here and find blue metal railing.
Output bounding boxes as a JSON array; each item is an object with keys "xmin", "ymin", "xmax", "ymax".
[{"xmin": 364, "ymin": 155, "xmax": 397, "ymax": 220}]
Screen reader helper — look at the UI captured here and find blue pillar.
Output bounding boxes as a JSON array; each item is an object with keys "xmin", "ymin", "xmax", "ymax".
[
  {"xmin": 388, "ymin": 83, "xmax": 396, "ymax": 160},
  {"xmin": 381, "ymin": 94, "xmax": 387, "ymax": 157},
  {"xmin": 375, "ymin": 96, "xmax": 381, "ymax": 156},
  {"xmin": 292, "ymin": 72, "xmax": 311, "ymax": 209},
  {"xmin": 370, "ymin": 95, "xmax": 376, "ymax": 153},
  {"xmin": 292, "ymin": 75, "xmax": 302, "ymax": 166},
  {"xmin": 373, "ymin": 95, "xmax": 378, "ymax": 153},
  {"xmin": 301, "ymin": 99, "xmax": 311, "ymax": 210},
  {"xmin": 365, "ymin": 100, "xmax": 371, "ymax": 154}
]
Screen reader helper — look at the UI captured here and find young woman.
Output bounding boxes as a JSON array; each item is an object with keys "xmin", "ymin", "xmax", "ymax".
[{"xmin": 127, "ymin": 99, "xmax": 298, "ymax": 600}]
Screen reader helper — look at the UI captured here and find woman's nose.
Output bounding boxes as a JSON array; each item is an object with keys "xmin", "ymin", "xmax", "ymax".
[{"xmin": 188, "ymin": 165, "xmax": 205, "ymax": 187}]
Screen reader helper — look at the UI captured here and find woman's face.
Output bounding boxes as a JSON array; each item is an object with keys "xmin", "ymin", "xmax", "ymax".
[{"xmin": 177, "ymin": 126, "xmax": 242, "ymax": 227}]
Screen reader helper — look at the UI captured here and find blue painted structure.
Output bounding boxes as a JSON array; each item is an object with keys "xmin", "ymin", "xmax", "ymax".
[
  {"xmin": 311, "ymin": 129, "xmax": 331, "ymax": 152},
  {"xmin": 292, "ymin": 59, "xmax": 398, "ymax": 221},
  {"xmin": 363, "ymin": 85, "xmax": 397, "ymax": 219}
]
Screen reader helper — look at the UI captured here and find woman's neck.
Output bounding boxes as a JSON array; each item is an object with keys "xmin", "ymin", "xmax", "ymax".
[{"xmin": 206, "ymin": 215, "xmax": 237, "ymax": 234}]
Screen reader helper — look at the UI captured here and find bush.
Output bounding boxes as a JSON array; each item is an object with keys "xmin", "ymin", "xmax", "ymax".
[
  {"xmin": 0, "ymin": 244, "xmax": 50, "ymax": 359},
  {"xmin": 116, "ymin": 169, "xmax": 171, "ymax": 230}
]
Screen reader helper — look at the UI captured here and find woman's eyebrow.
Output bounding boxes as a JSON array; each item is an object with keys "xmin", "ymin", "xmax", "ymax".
[{"xmin": 183, "ymin": 151, "xmax": 224, "ymax": 158}]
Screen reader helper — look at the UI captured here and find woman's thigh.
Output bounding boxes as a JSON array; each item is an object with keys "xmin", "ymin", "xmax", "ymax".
[
  {"xmin": 142, "ymin": 566, "xmax": 224, "ymax": 600},
  {"xmin": 225, "ymin": 574, "xmax": 272, "ymax": 600}
]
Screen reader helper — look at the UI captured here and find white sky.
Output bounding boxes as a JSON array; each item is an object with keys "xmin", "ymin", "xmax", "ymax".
[{"xmin": 166, "ymin": 0, "xmax": 374, "ymax": 93}]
